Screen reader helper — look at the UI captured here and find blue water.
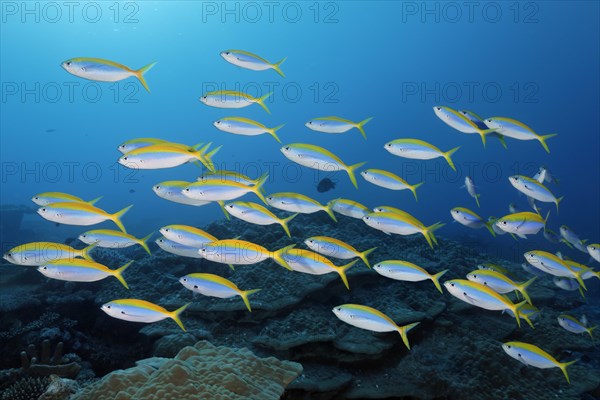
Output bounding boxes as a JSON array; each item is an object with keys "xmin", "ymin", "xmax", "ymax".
[{"xmin": 1, "ymin": 1, "xmax": 599, "ymax": 396}]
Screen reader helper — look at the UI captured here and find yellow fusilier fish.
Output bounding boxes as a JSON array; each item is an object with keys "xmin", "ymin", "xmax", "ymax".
[
  {"xmin": 197, "ymin": 170, "xmax": 264, "ymax": 186},
  {"xmin": 508, "ymin": 175, "xmax": 563, "ymax": 212},
  {"xmin": 372, "ymin": 206, "xmax": 419, "ymax": 222},
  {"xmin": 524, "ymin": 251, "xmax": 590, "ymax": 290},
  {"xmin": 220, "ymin": 50, "xmax": 286, "ymax": 77},
  {"xmin": 200, "ymin": 239, "xmax": 294, "ymax": 270},
  {"xmin": 450, "ymin": 207, "xmax": 496, "ymax": 236},
  {"xmin": 484, "ymin": 117, "xmax": 557, "ymax": 153},
  {"xmin": 37, "ymin": 202, "xmax": 133, "ymax": 233},
  {"xmin": 280, "ymin": 143, "xmax": 366, "ymax": 189},
  {"xmin": 101, "ymin": 299, "xmax": 190, "ymax": 331},
  {"xmin": 332, "ymin": 304, "xmax": 420, "ymax": 350},
  {"xmin": 213, "ymin": 117, "xmax": 284, "ymax": 143},
  {"xmin": 478, "ymin": 263, "xmax": 511, "ymax": 276},
  {"xmin": 152, "ymin": 181, "xmax": 211, "ymax": 206},
  {"xmin": 179, "ymin": 273, "xmax": 261, "ymax": 312},
  {"xmin": 502, "ymin": 342, "xmax": 577, "ymax": 384},
  {"xmin": 363, "ymin": 212, "xmax": 444, "ymax": 248},
  {"xmin": 494, "ymin": 211, "xmax": 549, "ymax": 239},
  {"xmin": 330, "ymin": 198, "xmax": 371, "ymax": 219},
  {"xmin": 159, "ymin": 225, "xmax": 219, "ymax": 247},
  {"xmin": 588, "ymin": 244, "xmax": 600, "ymax": 263},
  {"xmin": 224, "ymin": 201, "xmax": 298, "ymax": 237},
  {"xmin": 61, "ymin": 58, "xmax": 156, "ymax": 92},
  {"xmin": 433, "ymin": 106, "xmax": 498, "ymax": 147},
  {"xmin": 200, "ymin": 90, "xmax": 272, "ymax": 114},
  {"xmin": 373, "ymin": 260, "xmax": 448, "ymax": 293},
  {"xmin": 266, "ymin": 192, "xmax": 337, "ymax": 222},
  {"xmin": 360, "ymin": 169, "xmax": 423, "ymax": 201},
  {"xmin": 443, "ymin": 279, "xmax": 532, "ymax": 328},
  {"xmin": 32, "ymin": 192, "xmax": 102, "ymax": 206},
  {"xmin": 182, "ymin": 174, "xmax": 269, "ymax": 218},
  {"xmin": 463, "ymin": 176, "xmax": 481, "ymax": 208},
  {"xmin": 466, "ymin": 269, "xmax": 536, "ymax": 304},
  {"xmin": 304, "ymin": 236, "xmax": 376, "ymax": 268},
  {"xmin": 38, "ymin": 260, "xmax": 133, "ymax": 289},
  {"xmin": 384, "ymin": 139, "xmax": 460, "ymax": 171},
  {"xmin": 78, "ymin": 229, "xmax": 153, "ymax": 255},
  {"xmin": 3, "ymin": 242, "xmax": 95, "ymax": 266},
  {"xmin": 274, "ymin": 248, "xmax": 357, "ymax": 290},
  {"xmin": 558, "ymin": 315, "xmax": 596, "ymax": 339},
  {"xmin": 119, "ymin": 143, "xmax": 218, "ymax": 171},
  {"xmin": 305, "ymin": 116, "xmax": 373, "ymax": 140}
]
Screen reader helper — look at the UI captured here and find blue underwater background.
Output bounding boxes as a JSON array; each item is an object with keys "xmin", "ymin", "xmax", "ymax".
[{"xmin": 1, "ymin": 1, "xmax": 600, "ymax": 399}]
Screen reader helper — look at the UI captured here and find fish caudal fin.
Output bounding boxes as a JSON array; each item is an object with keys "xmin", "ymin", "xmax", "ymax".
[
  {"xmin": 269, "ymin": 124, "xmax": 285, "ymax": 143},
  {"xmin": 135, "ymin": 62, "xmax": 157, "ymax": 93},
  {"xmin": 113, "ymin": 260, "xmax": 134, "ymax": 289},
  {"xmin": 518, "ymin": 277, "xmax": 536, "ymax": 304},
  {"xmin": 256, "ymin": 92, "xmax": 272, "ymax": 114},
  {"xmin": 444, "ymin": 147, "xmax": 460, "ymax": 171},
  {"xmin": 422, "ymin": 222, "xmax": 445, "ymax": 248},
  {"xmin": 484, "ymin": 220, "xmax": 497, "ymax": 237},
  {"xmin": 241, "ymin": 288, "xmax": 261, "ymax": 312},
  {"xmin": 574, "ymin": 269, "xmax": 588, "ymax": 291},
  {"xmin": 430, "ymin": 269, "xmax": 449, "ymax": 294},
  {"xmin": 559, "ymin": 359, "xmax": 578, "ymax": 384},
  {"xmin": 272, "ymin": 244, "xmax": 296, "ymax": 271},
  {"xmin": 217, "ymin": 201, "xmax": 230, "ymax": 220},
  {"xmin": 170, "ymin": 303, "xmax": 190, "ymax": 332},
  {"xmin": 511, "ymin": 300, "xmax": 529, "ymax": 328},
  {"xmin": 138, "ymin": 232, "xmax": 154, "ymax": 255},
  {"xmin": 397, "ymin": 322, "xmax": 420, "ymax": 350},
  {"xmin": 355, "ymin": 117, "xmax": 373, "ymax": 140},
  {"xmin": 335, "ymin": 260, "xmax": 358, "ymax": 290},
  {"xmin": 280, "ymin": 213, "xmax": 298, "ymax": 237},
  {"xmin": 346, "ymin": 162, "xmax": 367, "ymax": 189},
  {"xmin": 80, "ymin": 243, "xmax": 97, "ymax": 261},
  {"xmin": 112, "ymin": 204, "xmax": 134, "ymax": 233},
  {"xmin": 359, "ymin": 247, "xmax": 377, "ymax": 269},
  {"xmin": 410, "ymin": 182, "xmax": 424, "ymax": 202},
  {"xmin": 272, "ymin": 57, "xmax": 286, "ymax": 78},
  {"xmin": 555, "ymin": 196, "xmax": 564, "ymax": 213},
  {"xmin": 87, "ymin": 196, "xmax": 103, "ymax": 205},
  {"xmin": 252, "ymin": 173, "xmax": 269, "ymax": 204},
  {"xmin": 324, "ymin": 201, "xmax": 338, "ymax": 223},
  {"xmin": 586, "ymin": 326, "xmax": 596, "ymax": 339},
  {"xmin": 496, "ymin": 134, "xmax": 508, "ymax": 149},
  {"xmin": 474, "ymin": 194, "xmax": 481, "ymax": 208},
  {"xmin": 538, "ymin": 133, "xmax": 557, "ymax": 153}
]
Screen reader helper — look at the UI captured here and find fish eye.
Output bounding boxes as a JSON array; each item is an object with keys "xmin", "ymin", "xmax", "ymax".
[
  {"xmin": 123, "ymin": 157, "xmax": 128, "ymax": 161},
  {"xmin": 185, "ymin": 188, "xmax": 190, "ymax": 192},
  {"xmin": 42, "ymin": 266, "xmax": 46, "ymax": 270},
  {"xmin": 386, "ymin": 143, "xmax": 391, "ymax": 147},
  {"xmin": 66, "ymin": 62, "xmax": 71, "ymax": 66},
  {"xmin": 82, "ymin": 234, "xmax": 86, "ymax": 237},
  {"xmin": 154, "ymin": 185, "xmax": 160, "ymax": 189},
  {"xmin": 450, "ymin": 283, "xmax": 455, "ymax": 287},
  {"xmin": 436, "ymin": 107, "xmax": 441, "ymax": 110},
  {"xmin": 228, "ymin": 205, "xmax": 233, "ymax": 208},
  {"xmin": 502, "ymin": 221, "xmax": 507, "ymax": 225},
  {"xmin": 107, "ymin": 305, "xmax": 111, "ymax": 309},
  {"xmin": 308, "ymin": 121, "xmax": 312, "ymax": 124},
  {"xmin": 121, "ymin": 311, "xmax": 125, "ymax": 314},
  {"xmin": 284, "ymin": 147, "xmax": 290, "ymax": 150},
  {"xmin": 202, "ymin": 96, "xmax": 207, "ymax": 99},
  {"xmin": 225, "ymin": 52, "xmax": 230, "ymax": 55},
  {"xmin": 42, "ymin": 208, "xmax": 46, "ymax": 212},
  {"xmin": 182, "ymin": 278, "xmax": 186, "ymax": 282},
  {"xmin": 201, "ymin": 249, "xmax": 206, "ymax": 252},
  {"xmin": 216, "ymin": 121, "xmax": 221, "ymax": 124},
  {"xmin": 164, "ymin": 228, "xmax": 169, "ymax": 232},
  {"xmin": 506, "ymin": 345, "xmax": 511, "ymax": 349}
]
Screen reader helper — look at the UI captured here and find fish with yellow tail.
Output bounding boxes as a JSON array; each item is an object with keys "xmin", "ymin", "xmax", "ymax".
[
  {"xmin": 213, "ymin": 117, "xmax": 284, "ymax": 142},
  {"xmin": 32, "ymin": 192, "xmax": 102, "ymax": 206},
  {"xmin": 373, "ymin": 260, "xmax": 448, "ymax": 294},
  {"xmin": 450, "ymin": 207, "xmax": 496, "ymax": 236},
  {"xmin": 305, "ymin": 116, "xmax": 373, "ymax": 140},
  {"xmin": 502, "ymin": 342, "xmax": 577, "ymax": 384},
  {"xmin": 225, "ymin": 201, "xmax": 297, "ymax": 237},
  {"xmin": 484, "ymin": 117, "xmax": 557, "ymax": 153},
  {"xmin": 274, "ymin": 248, "xmax": 357, "ymax": 289},
  {"xmin": 200, "ymin": 90, "xmax": 272, "ymax": 114},
  {"xmin": 467, "ymin": 269, "xmax": 536, "ymax": 304},
  {"xmin": 280, "ymin": 143, "xmax": 366, "ymax": 189},
  {"xmin": 3, "ymin": 242, "xmax": 96, "ymax": 266},
  {"xmin": 61, "ymin": 58, "xmax": 156, "ymax": 92},
  {"xmin": 179, "ymin": 273, "xmax": 261, "ymax": 312},
  {"xmin": 363, "ymin": 212, "xmax": 444, "ymax": 248},
  {"xmin": 266, "ymin": 192, "xmax": 337, "ymax": 222},
  {"xmin": 331, "ymin": 198, "xmax": 371, "ymax": 219},
  {"xmin": 508, "ymin": 175, "xmax": 563, "ymax": 213},
  {"xmin": 78, "ymin": 229, "xmax": 153, "ymax": 255},
  {"xmin": 433, "ymin": 106, "xmax": 498, "ymax": 146},
  {"xmin": 38, "ymin": 260, "xmax": 133, "ymax": 289},
  {"xmin": 37, "ymin": 202, "xmax": 133, "ymax": 233},
  {"xmin": 152, "ymin": 181, "xmax": 211, "ymax": 207},
  {"xmin": 494, "ymin": 211, "xmax": 549, "ymax": 238},
  {"xmin": 463, "ymin": 176, "xmax": 481, "ymax": 207},
  {"xmin": 360, "ymin": 169, "xmax": 423, "ymax": 201},
  {"xmin": 118, "ymin": 138, "xmax": 169, "ymax": 154},
  {"xmin": 220, "ymin": 50, "xmax": 286, "ymax": 77},
  {"xmin": 524, "ymin": 250, "xmax": 590, "ymax": 290},
  {"xmin": 332, "ymin": 304, "xmax": 420, "ymax": 350},
  {"xmin": 304, "ymin": 236, "xmax": 376, "ymax": 268},
  {"xmin": 384, "ymin": 138, "xmax": 460, "ymax": 171},
  {"xmin": 558, "ymin": 315, "xmax": 596, "ymax": 339},
  {"xmin": 119, "ymin": 143, "xmax": 219, "ymax": 171},
  {"xmin": 444, "ymin": 279, "xmax": 532, "ymax": 328},
  {"xmin": 101, "ymin": 299, "xmax": 190, "ymax": 331},
  {"xmin": 200, "ymin": 239, "xmax": 295, "ymax": 270},
  {"xmin": 159, "ymin": 225, "xmax": 220, "ymax": 248}
]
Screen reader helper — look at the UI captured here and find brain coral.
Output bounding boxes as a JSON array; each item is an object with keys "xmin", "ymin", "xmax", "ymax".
[{"xmin": 71, "ymin": 340, "xmax": 303, "ymax": 400}]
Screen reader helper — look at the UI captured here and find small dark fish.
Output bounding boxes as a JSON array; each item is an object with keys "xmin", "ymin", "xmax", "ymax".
[
  {"xmin": 129, "ymin": 189, "xmax": 136, "ymax": 194},
  {"xmin": 45, "ymin": 129, "xmax": 56, "ymax": 133},
  {"xmin": 317, "ymin": 178, "xmax": 336, "ymax": 193}
]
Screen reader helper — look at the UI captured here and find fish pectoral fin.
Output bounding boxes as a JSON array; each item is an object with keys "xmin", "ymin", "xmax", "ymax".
[
  {"xmin": 517, "ymin": 354, "xmax": 530, "ymax": 367},
  {"xmin": 463, "ymin": 293, "xmax": 478, "ymax": 305}
]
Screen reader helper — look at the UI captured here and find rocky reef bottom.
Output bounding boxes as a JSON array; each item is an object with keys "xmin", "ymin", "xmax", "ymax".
[{"xmin": 1, "ymin": 213, "xmax": 599, "ymax": 399}]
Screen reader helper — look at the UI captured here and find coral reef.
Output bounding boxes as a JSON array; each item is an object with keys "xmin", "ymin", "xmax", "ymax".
[
  {"xmin": 20, "ymin": 340, "xmax": 81, "ymax": 378},
  {"xmin": 71, "ymin": 340, "xmax": 303, "ymax": 400},
  {"xmin": 0, "ymin": 376, "xmax": 49, "ymax": 400}
]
